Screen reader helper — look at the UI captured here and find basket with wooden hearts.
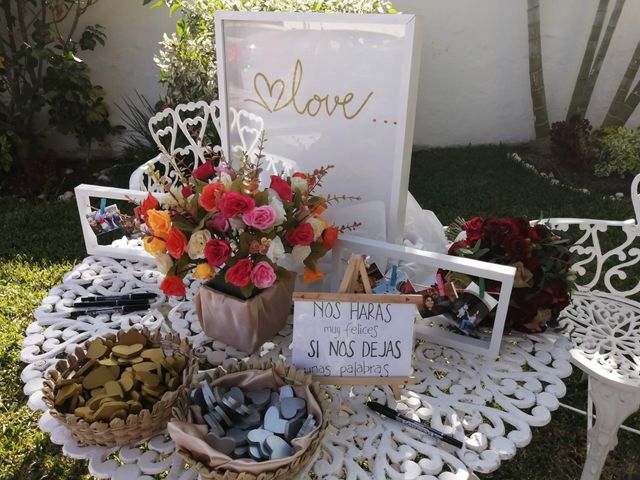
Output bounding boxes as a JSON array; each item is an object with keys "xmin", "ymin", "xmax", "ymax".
[
  {"xmin": 42, "ymin": 328, "xmax": 197, "ymax": 447},
  {"xmin": 168, "ymin": 359, "xmax": 329, "ymax": 480}
]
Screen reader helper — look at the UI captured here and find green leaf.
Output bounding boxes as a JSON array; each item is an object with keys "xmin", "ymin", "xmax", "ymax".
[
  {"xmin": 170, "ymin": 2, "xmax": 182, "ymax": 14},
  {"xmin": 240, "ymin": 283, "xmax": 254, "ymax": 299},
  {"xmin": 171, "ymin": 215, "xmax": 195, "ymax": 232}
]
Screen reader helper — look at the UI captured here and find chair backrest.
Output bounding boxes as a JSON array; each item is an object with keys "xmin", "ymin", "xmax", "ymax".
[
  {"xmin": 133, "ymin": 100, "xmax": 297, "ymax": 193},
  {"xmin": 546, "ymin": 174, "xmax": 640, "ymax": 299}
]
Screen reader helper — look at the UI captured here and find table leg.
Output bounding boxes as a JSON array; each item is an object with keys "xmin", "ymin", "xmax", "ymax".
[{"xmin": 580, "ymin": 376, "xmax": 640, "ymax": 480}]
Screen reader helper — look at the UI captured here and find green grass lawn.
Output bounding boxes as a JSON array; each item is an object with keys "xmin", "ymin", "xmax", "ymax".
[{"xmin": 1, "ymin": 145, "xmax": 639, "ymax": 479}]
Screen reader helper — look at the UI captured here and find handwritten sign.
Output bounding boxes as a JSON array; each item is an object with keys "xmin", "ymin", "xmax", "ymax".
[
  {"xmin": 216, "ymin": 12, "xmax": 422, "ymax": 242},
  {"xmin": 291, "ymin": 293, "xmax": 420, "ymax": 378}
]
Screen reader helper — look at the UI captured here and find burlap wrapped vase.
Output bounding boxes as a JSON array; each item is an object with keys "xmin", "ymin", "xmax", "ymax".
[{"xmin": 193, "ymin": 272, "xmax": 295, "ymax": 354}]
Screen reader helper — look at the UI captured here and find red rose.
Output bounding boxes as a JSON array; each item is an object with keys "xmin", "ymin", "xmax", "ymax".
[
  {"xmin": 165, "ymin": 227, "xmax": 188, "ymax": 259},
  {"xmin": 545, "ymin": 280, "xmax": 569, "ymax": 307},
  {"xmin": 204, "ymin": 239, "xmax": 231, "ymax": 267},
  {"xmin": 193, "ymin": 160, "xmax": 215, "ymax": 181},
  {"xmin": 141, "ymin": 193, "xmax": 159, "ymax": 218},
  {"xmin": 463, "ymin": 216, "xmax": 484, "ymax": 235},
  {"xmin": 524, "ymin": 256, "xmax": 540, "ymax": 272},
  {"xmin": 181, "ymin": 185, "xmax": 193, "ymax": 199},
  {"xmin": 160, "ymin": 275, "xmax": 186, "ymax": 297},
  {"xmin": 529, "ymin": 224, "xmax": 549, "ymax": 242},
  {"xmin": 285, "ymin": 222, "xmax": 315, "ymax": 246},
  {"xmin": 220, "ymin": 191, "xmax": 256, "ymax": 218},
  {"xmin": 269, "ymin": 175, "xmax": 293, "ymax": 201},
  {"xmin": 531, "ymin": 290, "xmax": 553, "ymax": 309},
  {"xmin": 321, "ymin": 226, "xmax": 339, "ymax": 250},
  {"xmin": 199, "ymin": 182, "xmax": 225, "ymax": 212},
  {"xmin": 225, "ymin": 258, "xmax": 253, "ymax": 287},
  {"xmin": 504, "ymin": 236, "xmax": 531, "ymax": 259},
  {"xmin": 448, "ymin": 240, "xmax": 470, "ymax": 255},
  {"xmin": 511, "ymin": 216, "xmax": 531, "ymax": 236}
]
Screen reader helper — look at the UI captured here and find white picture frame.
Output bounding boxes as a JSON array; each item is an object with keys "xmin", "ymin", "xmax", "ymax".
[
  {"xmin": 215, "ymin": 12, "xmax": 423, "ymax": 243},
  {"xmin": 329, "ymin": 234, "xmax": 516, "ymax": 359},
  {"xmin": 74, "ymin": 184, "xmax": 168, "ymax": 263}
]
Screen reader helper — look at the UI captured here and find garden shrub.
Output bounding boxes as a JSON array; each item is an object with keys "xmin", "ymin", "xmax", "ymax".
[
  {"xmin": 549, "ymin": 116, "xmax": 597, "ymax": 169},
  {"xmin": 593, "ymin": 126, "xmax": 640, "ymax": 178},
  {"xmin": 152, "ymin": 0, "xmax": 396, "ymax": 105}
]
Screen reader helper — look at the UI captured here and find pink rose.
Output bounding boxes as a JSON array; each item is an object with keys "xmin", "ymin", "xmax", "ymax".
[
  {"xmin": 220, "ymin": 191, "xmax": 256, "ymax": 218},
  {"xmin": 242, "ymin": 205, "xmax": 277, "ymax": 230},
  {"xmin": 204, "ymin": 239, "xmax": 231, "ymax": 267},
  {"xmin": 225, "ymin": 258, "xmax": 253, "ymax": 287},
  {"xmin": 251, "ymin": 261, "xmax": 277, "ymax": 288},
  {"xmin": 269, "ymin": 175, "xmax": 293, "ymax": 201},
  {"xmin": 208, "ymin": 214, "xmax": 230, "ymax": 233}
]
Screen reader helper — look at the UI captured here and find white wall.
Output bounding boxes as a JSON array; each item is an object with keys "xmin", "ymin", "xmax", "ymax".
[{"xmin": 62, "ymin": 0, "xmax": 640, "ymax": 155}]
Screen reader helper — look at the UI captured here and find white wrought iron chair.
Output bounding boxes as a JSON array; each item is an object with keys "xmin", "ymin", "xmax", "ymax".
[
  {"xmin": 550, "ymin": 174, "xmax": 640, "ymax": 480},
  {"xmin": 128, "ymin": 100, "xmax": 297, "ymax": 192}
]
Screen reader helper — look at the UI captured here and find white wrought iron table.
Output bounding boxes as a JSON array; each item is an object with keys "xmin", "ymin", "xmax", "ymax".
[{"xmin": 21, "ymin": 256, "xmax": 573, "ymax": 480}]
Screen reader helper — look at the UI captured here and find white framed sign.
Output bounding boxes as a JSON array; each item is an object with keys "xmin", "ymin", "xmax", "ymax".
[
  {"xmin": 328, "ymin": 234, "xmax": 517, "ymax": 359},
  {"xmin": 74, "ymin": 184, "xmax": 168, "ymax": 263},
  {"xmin": 292, "ymin": 292, "xmax": 419, "ymax": 379},
  {"xmin": 215, "ymin": 12, "xmax": 423, "ymax": 243}
]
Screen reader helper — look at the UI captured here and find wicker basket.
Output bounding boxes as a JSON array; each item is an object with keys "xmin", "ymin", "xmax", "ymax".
[
  {"xmin": 42, "ymin": 328, "xmax": 197, "ymax": 447},
  {"xmin": 171, "ymin": 359, "xmax": 329, "ymax": 480}
]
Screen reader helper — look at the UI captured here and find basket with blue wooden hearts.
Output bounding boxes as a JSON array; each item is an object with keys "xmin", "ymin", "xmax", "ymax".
[{"xmin": 168, "ymin": 359, "xmax": 329, "ymax": 479}]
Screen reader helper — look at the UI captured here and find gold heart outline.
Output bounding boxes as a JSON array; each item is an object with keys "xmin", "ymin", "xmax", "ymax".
[{"xmin": 246, "ymin": 73, "xmax": 286, "ymax": 113}]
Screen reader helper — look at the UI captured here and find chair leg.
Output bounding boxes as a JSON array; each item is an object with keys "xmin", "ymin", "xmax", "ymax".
[{"xmin": 580, "ymin": 376, "xmax": 640, "ymax": 480}]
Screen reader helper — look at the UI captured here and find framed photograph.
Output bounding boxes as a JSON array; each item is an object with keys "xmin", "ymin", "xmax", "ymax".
[
  {"xmin": 74, "ymin": 184, "xmax": 168, "ymax": 263},
  {"xmin": 328, "ymin": 234, "xmax": 516, "ymax": 359},
  {"xmin": 215, "ymin": 12, "xmax": 423, "ymax": 243}
]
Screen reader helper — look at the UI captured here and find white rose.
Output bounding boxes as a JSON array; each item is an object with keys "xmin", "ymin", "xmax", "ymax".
[
  {"xmin": 155, "ymin": 252, "xmax": 173, "ymax": 274},
  {"xmin": 219, "ymin": 172, "xmax": 233, "ymax": 189},
  {"xmin": 306, "ymin": 217, "xmax": 327, "ymax": 241},
  {"xmin": 164, "ymin": 186, "xmax": 185, "ymax": 208},
  {"xmin": 187, "ymin": 229, "xmax": 211, "ymax": 259},
  {"xmin": 291, "ymin": 245, "xmax": 311, "ymax": 264},
  {"xmin": 290, "ymin": 176, "xmax": 308, "ymax": 194},
  {"xmin": 266, "ymin": 237, "xmax": 285, "ymax": 263},
  {"xmin": 268, "ymin": 189, "xmax": 287, "ymax": 226}
]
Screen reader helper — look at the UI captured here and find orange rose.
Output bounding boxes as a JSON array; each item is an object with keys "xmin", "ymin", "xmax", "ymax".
[
  {"xmin": 160, "ymin": 275, "xmax": 186, "ymax": 297},
  {"xmin": 141, "ymin": 193, "xmax": 159, "ymax": 217},
  {"xmin": 165, "ymin": 227, "xmax": 188, "ymax": 259},
  {"xmin": 147, "ymin": 209, "xmax": 171, "ymax": 239},
  {"xmin": 199, "ymin": 182, "xmax": 226, "ymax": 212},
  {"xmin": 321, "ymin": 226, "xmax": 339, "ymax": 250},
  {"xmin": 143, "ymin": 236, "xmax": 166, "ymax": 255},
  {"xmin": 303, "ymin": 267, "xmax": 324, "ymax": 284}
]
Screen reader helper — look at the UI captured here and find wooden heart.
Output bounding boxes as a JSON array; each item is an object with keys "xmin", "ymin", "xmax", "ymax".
[
  {"xmin": 280, "ymin": 396, "xmax": 306, "ymax": 419},
  {"xmin": 263, "ymin": 405, "xmax": 287, "ymax": 435},
  {"xmin": 264, "ymin": 435, "xmax": 294, "ymax": 459},
  {"xmin": 205, "ymin": 432, "xmax": 235, "ymax": 456}
]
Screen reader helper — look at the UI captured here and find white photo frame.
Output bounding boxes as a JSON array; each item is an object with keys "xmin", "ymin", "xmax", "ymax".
[
  {"xmin": 215, "ymin": 12, "xmax": 423, "ymax": 243},
  {"xmin": 329, "ymin": 234, "xmax": 516, "ymax": 359},
  {"xmin": 74, "ymin": 184, "xmax": 168, "ymax": 263}
]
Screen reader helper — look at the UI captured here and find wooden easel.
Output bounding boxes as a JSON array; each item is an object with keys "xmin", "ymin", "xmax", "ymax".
[{"xmin": 315, "ymin": 254, "xmax": 417, "ymax": 399}]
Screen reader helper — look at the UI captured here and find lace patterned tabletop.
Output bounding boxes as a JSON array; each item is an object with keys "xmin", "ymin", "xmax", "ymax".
[{"xmin": 21, "ymin": 257, "xmax": 573, "ymax": 480}]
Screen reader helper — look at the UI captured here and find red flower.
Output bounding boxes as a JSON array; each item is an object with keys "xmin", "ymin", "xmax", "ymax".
[
  {"xmin": 199, "ymin": 182, "xmax": 225, "ymax": 212},
  {"xmin": 160, "ymin": 275, "xmax": 186, "ymax": 297},
  {"xmin": 141, "ymin": 193, "xmax": 159, "ymax": 218},
  {"xmin": 269, "ymin": 175, "xmax": 293, "ymax": 201},
  {"xmin": 463, "ymin": 216, "xmax": 484, "ymax": 235},
  {"xmin": 193, "ymin": 161, "xmax": 215, "ymax": 181},
  {"xmin": 321, "ymin": 226, "xmax": 339, "ymax": 250},
  {"xmin": 531, "ymin": 290, "xmax": 553, "ymax": 309},
  {"xmin": 448, "ymin": 240, "xmax": 470, "ymax": 255},
  {"xmin": 181, "ymin": 185, "xmax": 193, "ymax": 199},
  {"xmin": 204, "ymin": 239, "xmax": 231, "ymax": 267},
  {"xmin": 504, "ymin": 236, "xmax": 532, "ymax": 259},
  {"xmin": 529, "ymin": 224, "xmax": 549, "ymax": 242},
  {"xmin": 166, "ymin": 227, "xmax": 188, "ymax": 259},
  {"xmin": 511, "ymin": 216, "xmax": 531, "ymax": 236},
  {"xmin": 285, "ymin": 222, "xmax": 315, "ymax": 246},
  {"xmin": 225, "ymin": 258, "xmax": 253, "ymax": 287},
  {"xmin": 220, "ymin": 191, "xmax": 255, "ymax": 218}
]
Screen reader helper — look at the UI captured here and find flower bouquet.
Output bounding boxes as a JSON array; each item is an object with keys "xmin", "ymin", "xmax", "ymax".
[
  {"xmin": 446, "ymin": 216, "xmax": 574, "ymax": 333},
  {"xmin": 138, "ymin": 140, "xmax": 358, "ymax": 352}
]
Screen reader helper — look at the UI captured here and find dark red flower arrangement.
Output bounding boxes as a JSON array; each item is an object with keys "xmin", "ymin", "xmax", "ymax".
[{"xmin": 447, "ymin": 216, "xmax": 574, "ymax": 333}]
